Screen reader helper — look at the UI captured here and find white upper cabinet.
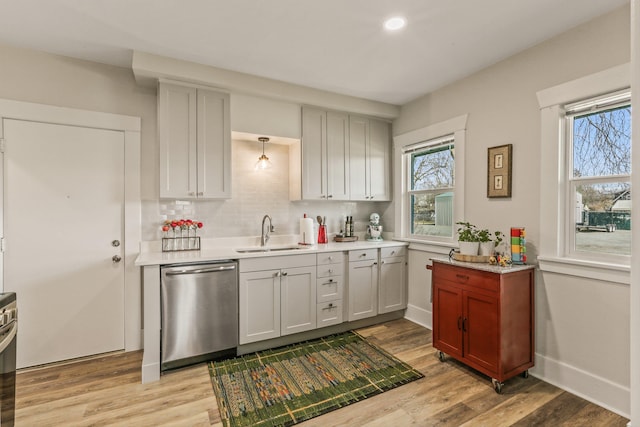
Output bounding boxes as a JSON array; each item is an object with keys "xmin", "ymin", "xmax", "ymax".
[
  {"xmin": 325, "ymin": 111, "xmax": 350, "ymax": 200},
  {"xmin": 349, "ymin": 115, "xmax": 391, "ymax": 201},
  {"xmin": 298, "ymin": 106, "xmax": 349, "ymax": 200},
  {"xmin": 159, "ymin": 82, "xmax": 231, "ymax": 199}
]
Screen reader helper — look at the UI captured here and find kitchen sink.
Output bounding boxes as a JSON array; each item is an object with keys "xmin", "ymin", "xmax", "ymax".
[{"xmin": 235, "ymin": 245, "xmax": 309, "ymax": 253}]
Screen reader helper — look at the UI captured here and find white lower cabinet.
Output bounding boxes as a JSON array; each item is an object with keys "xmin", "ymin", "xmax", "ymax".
[
  {"xmin": 239, "ymin": 269, "xmax": 281, "ymax": 344},
  {"xmin": 348, "ymin": 249, "xmax": 379, "ymax": 321},
  {"xmin": 379, "ymin": 246, "xmax": 408, "ymax": 314},
  {"xmin": 239, "ymin": 246, "xmax": 407, "ymax": 345},
  {"xmin": 281, "ymin": 266, "xmax": 317, "ymax": 336},
  {"xmin": 239, "ymin": 254, "xmax": 316, "ymax": 345}
]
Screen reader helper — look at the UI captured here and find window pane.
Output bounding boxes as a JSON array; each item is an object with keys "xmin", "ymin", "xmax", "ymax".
[
  {"xmin": 572, "ymin": 105, "xmax": 631, "ymax": 178},
  {"xmin": 574, "ymin": 182, "xmax": 631, "ymax": 255},
  {"xmin": 410, "ymin": 192, "xmax": 453, "ymax": 237},
  {"xmin": 411, "ymin": 144, "xmax": 454, "ymax": 190}
]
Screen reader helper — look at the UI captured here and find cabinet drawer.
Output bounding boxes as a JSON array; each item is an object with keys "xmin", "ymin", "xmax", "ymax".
[
  {"xmin": 349, "ymin": 249, "xmax": 378, "ymax": 262},
  {"xmin": 239, "ymin": 253, "xmax": 316, "ymax": 272},
  {"xmin": 317, "ymin": 251, "xmax": 345, "ymax": 265},
  {"xmin": 434, "ymin": 263, "xmax": 499, "ymax": 293},
  {"xmin": 317, "ymin": 301, "xmax": 343, "ymax": 327},
  {"xmin": 381, "ymin": 246, "xmax": 406, "ymax": 259},
  {"xmin": 317, "ymin": 263, "xmax": 344, "ymax": 278},
  {"xmin": 317, "ymin": 277, "xmax": 343, "ymax": 302}
]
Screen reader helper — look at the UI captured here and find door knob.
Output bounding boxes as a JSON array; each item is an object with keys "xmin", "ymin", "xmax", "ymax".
[
  {"xmin": 112, "ymin": 240, "xmax": 120, "ymax": 247},
  {"xmin": 112, "ymin": 255, "xmax": 122, "ymax": 263}
]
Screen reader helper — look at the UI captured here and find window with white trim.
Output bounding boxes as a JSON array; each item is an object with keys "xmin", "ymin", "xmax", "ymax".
[
  {"xmin": 565, "ymin": 90, "xmax": 631, "ymax": 260},
  {"xmin": 404, "ymin": 135, "xmax": 455, "ymax": 239},
  {"xmin": 394, "ymin": 114, "xmax": 467, "ymax": 245}
]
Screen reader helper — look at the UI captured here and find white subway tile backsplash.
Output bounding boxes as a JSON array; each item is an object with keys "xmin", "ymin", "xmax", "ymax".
[{"xmin": 141, "ymin": 139, "xmax": 392, "ymax": 241}]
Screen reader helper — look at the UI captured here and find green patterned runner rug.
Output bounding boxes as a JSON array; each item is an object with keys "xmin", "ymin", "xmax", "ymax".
[{"xmin": 208, "ymin": 331, "xmax": 424, "ymax": 427}]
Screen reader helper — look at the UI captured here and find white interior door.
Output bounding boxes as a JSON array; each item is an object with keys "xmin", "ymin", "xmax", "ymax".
[{"xmin": 4, "ymin": 118, "xmax": 125, "ymax": 368}]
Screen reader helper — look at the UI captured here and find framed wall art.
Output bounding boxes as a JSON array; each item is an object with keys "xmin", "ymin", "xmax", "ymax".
[{"xmin": 487, "ymin": 144, "xmax": 512, "ymax": 198}]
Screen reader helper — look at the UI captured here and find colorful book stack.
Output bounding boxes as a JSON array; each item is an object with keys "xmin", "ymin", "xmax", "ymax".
[{"xmin": 511, "ymin": 227, "xmax": 527, "ymax": 264}]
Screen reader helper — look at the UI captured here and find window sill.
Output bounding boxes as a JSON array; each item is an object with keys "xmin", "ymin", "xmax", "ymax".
[
  {"xmin": 537, "ymin": 255, "xmax": 630, "ymax": 285},
  {"xmin": 393, "ymin": 237, "xmax": 455, "ymax": 254}
]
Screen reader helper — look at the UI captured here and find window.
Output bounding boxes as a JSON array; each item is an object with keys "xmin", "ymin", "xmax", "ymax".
[
  {"xmin": 406, "ymin": 136, "xmax": 455, "ymax": 238},
  {"xmin": 393, "ymin": 114, "xmax": 467, "ymax": 245},
  {"xmin": 537, "ymin": 64, "xmax": 630, "ymax": 281},
  {"xmin": 565, "ymin": 90, "xmax": 631, "ymax": 259}
]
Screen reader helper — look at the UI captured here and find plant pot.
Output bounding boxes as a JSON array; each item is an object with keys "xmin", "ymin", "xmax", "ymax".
[
  {"xmin": 458, "ymin": 241, "xmax": 479, "ymax": 256},
  {"xmin": 479, "ymin": 242, "xmax": 494, "ymax": 256}
]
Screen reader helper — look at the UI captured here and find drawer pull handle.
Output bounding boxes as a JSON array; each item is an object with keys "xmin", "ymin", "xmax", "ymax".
[
  {"xmin": 328, "ymin": 256, "xmax": 333, "ymax": 261},
  {"xmin": 361, "ymin": 253, "xmax": 367, "ymax": 257},
  {"xmin": 328, "ymin": 269, "xmax": 333, "ymax": 274},
  {"xmin": 323, "ymin": 303, "xmax": 336, "ymax": 310},
  {"xmin": 456, "ymin": 274, "xmax": 469, "ymax": 281},
  {"xmin": 462, "ymin": 317, "xmax": 468, "ymax": 332},
  {"xmin": 391, "ymin": 250, "xmax": 395, "ymax": 255}
]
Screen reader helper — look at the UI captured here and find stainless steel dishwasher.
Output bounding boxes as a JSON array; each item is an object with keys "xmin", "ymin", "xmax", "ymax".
[{"xmin": 160, "ymin": 261, "xmax": 238, "ymax": 370}]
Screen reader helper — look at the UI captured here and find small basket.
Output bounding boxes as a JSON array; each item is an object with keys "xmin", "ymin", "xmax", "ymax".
[{"xmin": 162, "ymin": 236, "xmax": 201, "ymax": 252}]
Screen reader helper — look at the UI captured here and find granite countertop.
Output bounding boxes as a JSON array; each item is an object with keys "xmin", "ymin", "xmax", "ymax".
[
  {"xmin": 135, "ymin": 238, "xmax": 408, "ymax": 267},
  {"xmin": 430, "ymin": 256, "xmax": 536, "ymax": 274}
]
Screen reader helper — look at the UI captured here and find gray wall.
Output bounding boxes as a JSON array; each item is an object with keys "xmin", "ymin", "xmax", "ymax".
[{"xmin": 398, "ymin": 5, "xmax": 631, "ymax": 416}]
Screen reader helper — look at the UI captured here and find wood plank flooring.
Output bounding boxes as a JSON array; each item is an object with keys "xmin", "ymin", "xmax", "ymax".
[{"xmin": 15, "ymin": 319, "xmax": 629, "ymax": 426}]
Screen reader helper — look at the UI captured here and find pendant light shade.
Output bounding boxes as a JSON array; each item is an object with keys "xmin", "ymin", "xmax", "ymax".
[{"xmin": 255, "ymin": 137, "xmax": 272, "ymax": 170}]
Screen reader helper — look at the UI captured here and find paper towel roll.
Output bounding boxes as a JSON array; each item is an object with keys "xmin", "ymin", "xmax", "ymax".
[{"xmin": 299, "ymin": 217, "xmax": 314, "ymax": 245}]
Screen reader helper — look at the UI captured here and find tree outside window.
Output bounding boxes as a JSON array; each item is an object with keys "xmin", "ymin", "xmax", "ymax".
[{"xmin": 408, "ymin": 139, "xmax": 455, "ymax": 238}]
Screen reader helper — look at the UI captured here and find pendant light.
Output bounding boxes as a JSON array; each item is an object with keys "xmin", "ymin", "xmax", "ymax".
[
  {"xmin": 255, "ymin": 137, "xmax": 272, "ymax": 170},
  {"xmin": 255, "ymin": 137, "xmax": 273, "ymax": 170}
]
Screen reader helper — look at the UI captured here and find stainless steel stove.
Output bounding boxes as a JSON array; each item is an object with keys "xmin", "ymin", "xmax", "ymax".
[{"xmin": 0, "ymin": 292, "xmax": 17, "ymax": 427}]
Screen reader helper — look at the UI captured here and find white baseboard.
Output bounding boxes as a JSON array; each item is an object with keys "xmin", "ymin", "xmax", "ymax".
[
  {"xmin": 404, "ymin": 304, "xmax": 432, "ymax": 330},
  {"xmin": 531, "ymin": 353, "xmax": 629, "ymax": 419}
]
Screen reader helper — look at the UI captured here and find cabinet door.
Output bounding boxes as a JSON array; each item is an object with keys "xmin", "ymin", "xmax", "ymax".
[
  {"xmin": 326, "ymin": 111, "xmax": 350, "ymax": 200},
  {"xmin": 281, "ymin": 266, "xmax": 317, "ymax": 336},
  {"xmin": 463, "ymin": 291, "xmax": 499, "ymax": 373},
  {"xmin": 239, "ymin": 270, "xmax": 281, "ymax": 344},
  {"xmin": 379, "ymin": 256, "xmax": 406, "ymax": 313},
  {"xmin": 159, "ymin": 83, "xmax": 197, "ymax": 199},
  {"xmin": 368, "ymin": 119, "xmax": 391, "ymax": 201},
  {"xmin": 348, "ymin": 259, "xmax": 378, "ymax": 321},
  {"xmin": 301, "ymin": 107, "xmax": 327, "ymax": 200},
  {"xmin": 432, "ymin": 282, "xmax": 463, "ymax": 358},
  {"xmin": 348, "ymin": 115, "xmax": 369, "ymax": 201},
  {"xmin": 197, "ymin": 89, "xmax": 231, "ymax": 199}
]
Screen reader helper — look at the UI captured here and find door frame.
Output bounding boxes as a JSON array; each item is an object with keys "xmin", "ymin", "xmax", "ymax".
[{"xmin": 0, "ymin": 98, "xmax": 142, "ymax": 352}]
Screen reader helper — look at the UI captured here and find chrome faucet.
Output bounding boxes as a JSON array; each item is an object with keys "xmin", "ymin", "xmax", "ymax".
[{"xmin": 261, "ymin": 215, "xmax": 274, "ymax": 246}]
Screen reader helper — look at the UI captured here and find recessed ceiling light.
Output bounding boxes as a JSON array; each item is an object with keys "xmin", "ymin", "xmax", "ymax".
[{"xmin": 384, "ymin": 16, "xmax": 406, "ymax": 31}]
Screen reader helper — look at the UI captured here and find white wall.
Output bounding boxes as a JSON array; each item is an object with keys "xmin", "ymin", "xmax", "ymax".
[{"xmin": 396, "ymin": 5, "xmax": 631, "ymax": 417}]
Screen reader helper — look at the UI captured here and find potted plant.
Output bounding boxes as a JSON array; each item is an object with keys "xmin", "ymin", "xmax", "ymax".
[
  {"xmin": 477, "ymin": 228, "xmax": 494, "ymax": 256},
  {"xmin": 456, "ymin": 221, "xmax": 479, "ymax": 255},
  {"xmin": 493, "ymin": 230, "xmax": 504, "ymax": 252}
]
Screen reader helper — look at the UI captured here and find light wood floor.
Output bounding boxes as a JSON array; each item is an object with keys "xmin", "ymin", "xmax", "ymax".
[{"xmin": 15, "ymin": 319, "xmax": 629, "ymax": 426}]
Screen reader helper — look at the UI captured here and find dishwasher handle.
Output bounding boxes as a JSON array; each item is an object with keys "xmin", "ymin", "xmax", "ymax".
[{"xmin": 164, "ymin": 264, "xmax": 237, "ymax": 276}]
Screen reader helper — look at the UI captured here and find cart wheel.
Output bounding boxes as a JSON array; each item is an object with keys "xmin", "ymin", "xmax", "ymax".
[
  {"xmin": 492, "ymin": 379, "xmax": 503, "ymax": 394},
  {"xmin": 522, "ymin": 370, "xmax": 529, "ymax": 379},
  {"xmin": 437, "ymin": 351, "xmax": 445, "ymax": 362}
]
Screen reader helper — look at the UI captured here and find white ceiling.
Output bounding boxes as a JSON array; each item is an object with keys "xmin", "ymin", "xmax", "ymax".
[{"xmin": 0, "ymin": 0, "xmax": 629, "ymax": 105}]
